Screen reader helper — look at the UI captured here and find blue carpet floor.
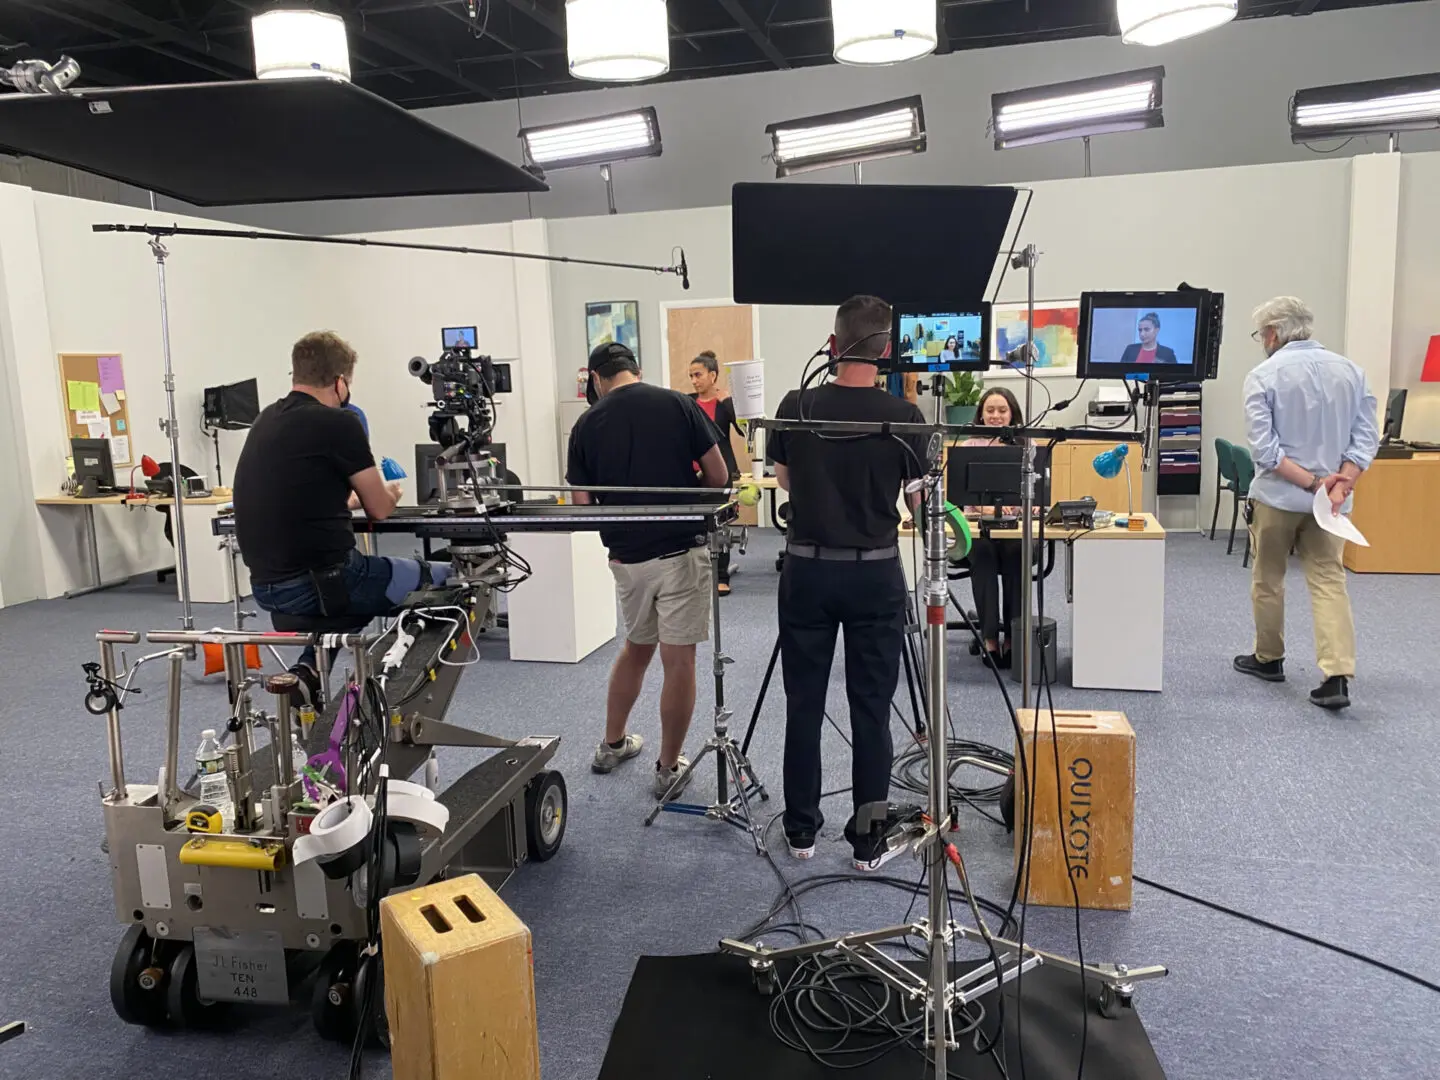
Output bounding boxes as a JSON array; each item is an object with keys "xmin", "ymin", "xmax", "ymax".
[{"xmin": 0, "ymin": 530, "xmax": 1437, "ymax": 1080}]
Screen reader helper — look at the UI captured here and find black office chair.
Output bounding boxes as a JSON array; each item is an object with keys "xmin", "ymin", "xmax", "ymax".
[{"xmin": 155, "ymin": 463, "xmax": 202, "ymax": 584}]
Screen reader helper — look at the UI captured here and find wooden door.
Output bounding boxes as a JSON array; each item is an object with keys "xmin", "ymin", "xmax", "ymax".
[{"xmin": 665, "ymin": 304, "xmax": 756, "ymax": 472}]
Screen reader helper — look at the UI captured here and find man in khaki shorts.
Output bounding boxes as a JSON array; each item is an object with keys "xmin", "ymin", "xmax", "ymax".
[{"xmin": 567, "ymin": 342, "xmax": 729, "ymax": 798}]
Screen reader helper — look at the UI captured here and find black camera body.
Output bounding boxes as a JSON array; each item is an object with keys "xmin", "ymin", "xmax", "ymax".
[{"xmin": 408, "ymin": 342, "xmax": 505, "ymax": 451}]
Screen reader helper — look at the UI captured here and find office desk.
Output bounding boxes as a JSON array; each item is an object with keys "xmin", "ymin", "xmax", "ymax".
[
  {"xmin": 902, "ymin": 514, "xmax": 1167, "ymax": 692},
  {"xmin": 1343, "ymin": 454, "xmax": 1440, "ymax": 574},
  {"xmin": 35, "ymin": 494, "xmax": 246, "ymax": 603}
]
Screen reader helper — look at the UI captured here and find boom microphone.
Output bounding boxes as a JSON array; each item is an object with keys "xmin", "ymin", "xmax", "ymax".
[{"xmin": 679, "ymin": 249, "xmax": 690, "ymax": 291}]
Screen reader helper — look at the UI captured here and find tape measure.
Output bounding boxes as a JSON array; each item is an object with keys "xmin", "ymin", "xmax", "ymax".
[{"xmin": 185, "ymin": 805, "xmax": 223, "ymax": 834}]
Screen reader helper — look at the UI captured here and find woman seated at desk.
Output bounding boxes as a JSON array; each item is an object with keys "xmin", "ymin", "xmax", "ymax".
[{"xmin": 962, "ymin": 387, "xmax": 1029, "ymax": 669}]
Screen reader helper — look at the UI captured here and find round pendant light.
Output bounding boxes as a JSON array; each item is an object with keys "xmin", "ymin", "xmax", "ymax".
[
  {"xmin": 831, "ymin": 0, "xmax": 937, "ymax": 67},
  {"xmin": 1118, "ymin": 1, "xmax": 1238, "ymax": 47},
  {"xmin": 567, "ymin": 0, "xmax": 670, "ymax": 83},
  {"xmin": 251, "ymin": 10, "xmax": 351, "ymax": 82}
]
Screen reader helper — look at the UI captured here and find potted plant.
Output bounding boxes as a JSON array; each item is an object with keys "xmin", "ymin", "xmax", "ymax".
[{"xmin": 943, "ymin": 371, "xmax": 983, "ymax": 424}]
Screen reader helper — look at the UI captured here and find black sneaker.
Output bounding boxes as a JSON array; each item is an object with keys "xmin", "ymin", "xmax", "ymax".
[
  {"xmin": 1233, "ymin": 654, "xmax": 1285, "ymax": 682},
  {"xmin": 288, "ymin": 663, "xmax": 323, "ymax": 709},
  {"xmin": 850, "ymin": 830, "xmax": 907, "ymax": 873},
  {"xmin": 786, "ymin": 833, "xmax": 816, "ymax": 860},
  {"xmin": 1310, "ymin": 676, "xmax": 1350, "ymax": 710}
]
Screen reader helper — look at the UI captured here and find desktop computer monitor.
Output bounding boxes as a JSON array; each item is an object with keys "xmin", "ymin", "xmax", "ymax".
[
  {"xmin": 946, "ymin": 444, "xmax": 1051, "ymax": 512},
  {"xmin": 1383, "ymin": 387, "xmax": 1407, "ymax": 443},
  {"xmin": 71, "ymin": 437, "xmax": 115, "ymax": 492}
]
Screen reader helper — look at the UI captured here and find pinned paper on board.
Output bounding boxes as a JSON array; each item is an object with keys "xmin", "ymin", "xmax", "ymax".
[
  {"xmin": 100, "ymin": 392, "xmax": 121, "ymax": 415},
  {"xmin": 67, "ymin": 380, "xmax": 101, "ymax": 413},
  {"xmin": 116, "ymin": 418, "xmax": 126, "ymax": 432},
  {"xmin": 1312, "ymin": 485, "xmax": 1368, "ymax": 547},
  {"xmin": 115, "ymin": 389, "xmax": 126, "ymax": 401},
  {"xmin": 109, "ymin": 435, "xmax": 131, "ymax": 465},
  {"xmin": 86, "ymin": 421, "xmax": 109, "ymax": 439},
  {"xmin": 75, "ymin": 409, "xmax": 102, "ymax": 424},
  {"xmin": 97, "ymin": 355, "xmax": 125, "ymax": 394}
]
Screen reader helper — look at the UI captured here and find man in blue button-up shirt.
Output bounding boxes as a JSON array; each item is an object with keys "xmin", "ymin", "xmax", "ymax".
[{"xmin": 1233, "ymin": 297, "xmax": 1378, "ymax": 710}]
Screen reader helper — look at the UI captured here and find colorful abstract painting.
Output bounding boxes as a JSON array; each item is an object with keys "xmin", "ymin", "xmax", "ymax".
[{"xmin": 992, "ymin": 301, "xmax": 1081, "ymax": 378}]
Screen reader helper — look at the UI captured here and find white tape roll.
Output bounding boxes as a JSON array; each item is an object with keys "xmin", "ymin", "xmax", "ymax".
[
  {"xmin": 387, "ymin": 779, "xmax": 436, "ymax": 802},
  {"xmin": 292, "ymin": 795, "xmax": 373, "ymax": 865},
  {"xmin": 387, "ymin": 791, "xmax": 450, "ymax": 835}
]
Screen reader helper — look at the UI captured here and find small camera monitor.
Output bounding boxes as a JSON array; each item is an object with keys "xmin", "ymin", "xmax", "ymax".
[
  {"xmin": 1078, "ymin": 292, "xmax": 1207, "ymax": 382},
  {"xmin": 442, "ymin": 326, "xmax": 478, "ymax": 350},
  {"xmin": 891, "ymin": 304, "xmax": 991, "ymax": 374}
]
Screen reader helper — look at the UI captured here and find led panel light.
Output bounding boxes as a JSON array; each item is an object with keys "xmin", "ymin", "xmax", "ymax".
[
  {"xmin": 766, "ymin": 97, "xmax": 925, "ymax": 178},
  {"xmin": 831, "ymin": 0, "xmax": 937, "ymax": 66},
  {"xmin": 1290, "ymin": 72, "xmax": 1440, "ymax": 142},
  {"xmin": 251, "ymin": 9, "xmax": 350, "ymax": 82},
  {"xmin": 991, "ymin": 68, "xmax": 1164, "ymax": 150},
  {"xmin": 566, "ymin": 0, "xmax": 670, "ymax": 83},
  {"xmin": 520, "ymin": 107, "xmax": 662, "ymax": 171},
  {"xmin": 1118, "ymin": 0, "xmax": 1237, "ymax": 47}
]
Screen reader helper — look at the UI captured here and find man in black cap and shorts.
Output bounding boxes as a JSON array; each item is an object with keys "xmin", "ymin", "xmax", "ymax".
[{"xmin": 567, "ymin": 342, "xmax": 731, "ymax": 799}]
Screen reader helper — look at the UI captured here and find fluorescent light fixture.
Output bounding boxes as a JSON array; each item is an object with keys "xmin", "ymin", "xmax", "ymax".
[
  {"xmin": 251, "ymin": 9, "xmax": 350, "ymax": 82},
  {"xmin": 831, "ymin": 0, "xmax": 937, "ymax": 66},
  {"xmin": 520, "ymin": 107, "xmax": 662, "ymax": 171},
  {"xmin": 566, "ymin": 0, "xmax": 670, "ymax": 83},
  {"xmin": 991, "ymin": 67, "xmax": 1164, "ymax": 150},
  {"xmin": 1118, "ymin": 0, "xmax": 1237, "ymax": 46},
  {"xmin": 1290, "ymin": 72, "xmax": 1440, "ymax": 142},
  {"xmin": 766, "ymin": 97, "xmax": 925, "ymax": 178}
]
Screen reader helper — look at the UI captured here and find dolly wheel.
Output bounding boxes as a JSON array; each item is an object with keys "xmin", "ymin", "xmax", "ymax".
[
  {"xmin": 311, "ymin": 941, "xmax": 359, "ymax": 1043},
  {"xmin": 165, "ymin": 944, "xmax": 230, "ymax": 1029},
  {"xmin": 525, "ymin": 770, "xmax": 567, "ymax": 862},
  {"xmin": 109, "ymin": 925, "xmax": 168, "ymax": 1028}
]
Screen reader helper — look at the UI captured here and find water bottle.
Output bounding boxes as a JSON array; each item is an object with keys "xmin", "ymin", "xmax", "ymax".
[{"xmin": 194, "ymin": 729, "xmax": 234, "ymax": 831}]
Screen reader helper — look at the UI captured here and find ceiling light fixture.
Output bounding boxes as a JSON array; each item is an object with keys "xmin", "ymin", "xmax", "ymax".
[
  {"xmin": 831, "ymin": 0, "xmax": 937, "ymax": 66},
  {"xmin": 1118, "ymin": 0, "xmax": 1237, "ymax": 47},
  {"xmin": 566, "ymin": 0, "xmax": 670, "ymax": 83},
  {"xmin": 1290, "ymin": 72, "xmax": 1440, "ymax": 143},
  {"xmin": 251, "ymin": 9, "xmax": 351, "ymax": 82},
  {"xmin": 991, "ymin": 67, "xmax": 1165, "ymax": 149},
  {"xmin": 766, "ymin": 97, "xmax": 926, "ymax": 178}
]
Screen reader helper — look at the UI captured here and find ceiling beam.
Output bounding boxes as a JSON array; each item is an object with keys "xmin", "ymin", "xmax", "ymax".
[
  {"xmin": 714, "ymin": 0, "xmax": 790, "ymax": 69},
  {"xmin": 435, "ymin": 4, "xmax": 544, "ymax": 69},
  {"xmin": 47, "ymin": 0, "xmax": 254, "ymax": 71},
  {"xmin": 500, "ymin": 0, "xmax": 563, "ymax": 37},
  {"xmin": 15, "ymin": 1, "xmax": 245, "ymax": 78},
  {"xmin": 348, "ymin": 19, "xmax": 499, "ymax": 100}
]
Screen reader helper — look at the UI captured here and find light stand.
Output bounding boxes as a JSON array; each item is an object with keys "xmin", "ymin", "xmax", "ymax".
[
  {"xmin": 645, "ymin": 525, "xmax": 770, "ymax": 849},
  {"xmin": 1013, "ymin": 243, "xmax": 1040, "ymax": 709},
  {"xmin": 150, "ymin": 237, "xmax": 194, "ymax": 632}
]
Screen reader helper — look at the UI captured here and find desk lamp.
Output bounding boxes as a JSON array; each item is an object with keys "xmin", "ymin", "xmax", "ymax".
[
  {"xmin": 127, "ymin": 455, "xmax": 160, "ymax": 501},
  {"xmin": 1093, "ymin": 443, "xmax": 1133, "ymax": 515}
]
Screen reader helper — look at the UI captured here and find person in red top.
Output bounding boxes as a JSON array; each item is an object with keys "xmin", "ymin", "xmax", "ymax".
[
  {"xmin": 1120, "ymin": 312, "xmax": 1178, "ymax": 364},
  {"xmin": 688, "ymin": 351, "xmax": 746, "ymax": 593}
]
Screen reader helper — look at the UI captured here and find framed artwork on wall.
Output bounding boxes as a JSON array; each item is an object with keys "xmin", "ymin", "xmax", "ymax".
[
  {"xmin": 991, "ymin": 301, "xmax": 1081, "ymax": 378},
  {"xmin": 585, "ymin": 301, "xmax": 641, "ymax": 371}
]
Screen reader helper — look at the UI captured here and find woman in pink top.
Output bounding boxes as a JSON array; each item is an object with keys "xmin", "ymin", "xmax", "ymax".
[{"xmin": 962, "ymin": 387, "xmax": 1027, "ymax": 668}]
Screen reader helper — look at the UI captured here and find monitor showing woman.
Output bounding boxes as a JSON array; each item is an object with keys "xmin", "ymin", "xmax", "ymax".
[{"xmin": 1119, "ymin": 312, "xmax": 1178, "ymax": 364}]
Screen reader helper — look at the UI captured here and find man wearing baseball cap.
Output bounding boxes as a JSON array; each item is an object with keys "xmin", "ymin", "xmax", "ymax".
[{"xmin": 567, "ymin": 342, "xmax": 730, "ymax": 799}]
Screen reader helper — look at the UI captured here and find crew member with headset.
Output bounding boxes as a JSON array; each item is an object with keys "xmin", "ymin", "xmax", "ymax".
[
  {"xmin": 568, "ymin": 342, "xmax": 731, "ymax": 799},
  {"xmin": 770, "ymin": 295, "xmax": 927, "ymax": 871},
  {"xmin": 688, "ymin": 349, "xmax": 747, "ymax": 594}
]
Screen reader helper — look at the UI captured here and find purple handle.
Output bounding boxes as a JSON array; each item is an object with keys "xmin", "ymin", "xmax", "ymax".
[{"xmin": 302, "ymin": 683, "xmax": 359, "ymax": 801}]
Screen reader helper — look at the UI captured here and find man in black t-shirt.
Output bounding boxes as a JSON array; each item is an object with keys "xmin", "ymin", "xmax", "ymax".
[
  {"xmin": 567, "ymin": 342, "xmax": 729, "ymax": 800},
  {"xmin": 770, "ymin": 295, "xmax": 928, "ymax": 871},
  {"xmin": 234, "ymin": 330, "xmax": 449, "ymax": 703}
]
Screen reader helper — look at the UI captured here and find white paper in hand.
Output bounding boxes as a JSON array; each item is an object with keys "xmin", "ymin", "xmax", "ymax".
[{"xmin": 1312, "ymin": 484, "xmax": 1368, "ymax": 547}]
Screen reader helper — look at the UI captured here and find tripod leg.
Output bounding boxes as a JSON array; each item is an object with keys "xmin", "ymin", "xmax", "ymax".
[
  {"xmin": 740, "ymin": 636, "xmax": 782, "ymax": 758},
  {"xmin": 644, "ymin": 739, "xmax": 714, "ymax": 825},
  {"xmin": 722, "ymin": 743, "xmax": 767, "ymax": 853}
]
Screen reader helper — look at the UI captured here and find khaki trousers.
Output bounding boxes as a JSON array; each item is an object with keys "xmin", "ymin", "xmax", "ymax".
[{"xmin": 1249, "ymin": 500, "xmax": 1356, "ymax": 678}]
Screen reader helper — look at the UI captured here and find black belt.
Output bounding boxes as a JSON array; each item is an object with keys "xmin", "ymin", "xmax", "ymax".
[{"xmin": 786, "ymin": 543, "xmax": 899, "ymax": 562}]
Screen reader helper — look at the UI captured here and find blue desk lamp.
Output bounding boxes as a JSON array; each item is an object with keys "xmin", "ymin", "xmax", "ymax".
[{"xmin": 1092, "ymin": 443, "xmax": 1133, "ymax": 516}]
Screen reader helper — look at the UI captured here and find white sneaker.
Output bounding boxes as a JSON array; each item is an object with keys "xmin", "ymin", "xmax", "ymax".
[
  {"xmin": 592, "ymin": 733, "xmax": 644, "ymax": 774},
  {"xmin": 653, "ymin": 756, "xmax": 693, "ymax": 800}
]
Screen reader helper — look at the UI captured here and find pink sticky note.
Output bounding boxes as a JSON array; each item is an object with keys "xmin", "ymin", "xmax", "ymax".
[{"xmin": 97, "ymin": 355, "xmax": 124, "ymax": 394}]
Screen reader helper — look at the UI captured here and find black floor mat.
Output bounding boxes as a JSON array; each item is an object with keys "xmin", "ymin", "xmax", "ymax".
[{"xmin": 598, "ymin": 952, "xmax": 1166, "ymax": 1080}]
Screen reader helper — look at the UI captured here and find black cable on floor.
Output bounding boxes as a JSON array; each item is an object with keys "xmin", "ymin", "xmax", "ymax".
[{"xmin": 1133, "ymin": 875, "xmax": 1440, "ymax": 995}]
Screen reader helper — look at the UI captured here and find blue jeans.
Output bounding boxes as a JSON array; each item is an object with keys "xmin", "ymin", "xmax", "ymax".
[{"xmin": 252, "ymin": 549, "xmax": 450, "ymax": 670}]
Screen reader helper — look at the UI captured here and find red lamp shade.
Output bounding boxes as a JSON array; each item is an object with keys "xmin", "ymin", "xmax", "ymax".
[
  {"xmin": 1422, "ymin": 335, "xmax": 1440, "ymax": 384},
  {"xmin": 140, "ymin": 455, "xmax": 160, "ymax": 478}
]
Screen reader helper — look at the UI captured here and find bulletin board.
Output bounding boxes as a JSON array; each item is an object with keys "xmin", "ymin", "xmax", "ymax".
[{"xmin": 57, "ymin": 353, "xmax": 134, "ymax": 467}]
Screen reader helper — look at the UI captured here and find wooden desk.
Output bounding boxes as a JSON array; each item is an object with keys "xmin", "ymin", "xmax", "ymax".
[
  {"xmin": 1343, "ymin": 454, "xmax": 1440, "ymax": 574},
  {"xmin": 35, "ymin": 494, "xmax": 244, "ymax": 602},
  {"xmin": 1050, "ymin": 440, "xmax": 1137, "ymax": 513},
  {"xmin": 902, "ymin": 514, "xmax": 1167, "ymax": 692}
]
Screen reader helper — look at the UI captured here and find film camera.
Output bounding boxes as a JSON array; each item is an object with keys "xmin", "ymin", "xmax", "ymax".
[{"xmin": 407, "ymin": 326, "xmax": 512, "ymax": 451}]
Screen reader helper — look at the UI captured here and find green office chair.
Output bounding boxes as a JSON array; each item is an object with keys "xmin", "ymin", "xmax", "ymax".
[
  {"xmin": 1229, "ymin": 446, "xmax": 1255, "ymax": 564},
  {"xmin": 1209, "ymin": 438, "xmax": 1235, "ymax": 542}
]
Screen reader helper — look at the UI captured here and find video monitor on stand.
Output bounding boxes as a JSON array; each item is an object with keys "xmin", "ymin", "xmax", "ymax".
[
  {"xmin": 1077, "ymin": 290, "xmax": 1221, "ymax": 383},
  {"xmin": 890, "ymin": 305, "xmax": 991, "ymax": 375}
]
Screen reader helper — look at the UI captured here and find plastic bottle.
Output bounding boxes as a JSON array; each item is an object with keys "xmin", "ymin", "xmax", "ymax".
[
  {"xmin": 194, "ymin": 729, "xmax": 234, "ymax": 831},
  {"xmin": 291, "ymin": 732, "xmax": 308, "ymax": 779}
]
